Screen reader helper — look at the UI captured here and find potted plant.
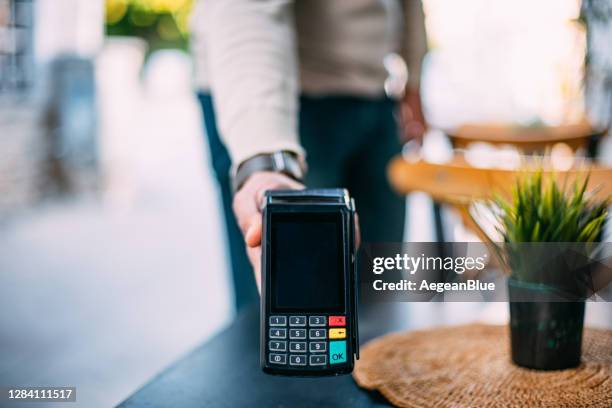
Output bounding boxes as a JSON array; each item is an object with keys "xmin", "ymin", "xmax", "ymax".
[{"xmin": 493, "ymin": 171, "xmax": 608, "ymax": 370}]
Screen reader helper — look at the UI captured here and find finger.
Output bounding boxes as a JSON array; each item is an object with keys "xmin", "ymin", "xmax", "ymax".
[
  {"xmin": 247, "ymin": 245, "xmax": 262, "ymax": 293},
  {"xmin": 404, "ymin": 120, "xmax": 425, "ymax": 142},
  {"xmin": 245, "ymin": 213, "xmax": 262, "ymax": 248},
  {"xmin": 233, "ymin": 191, "xmax": 259, "ymax": 236}
]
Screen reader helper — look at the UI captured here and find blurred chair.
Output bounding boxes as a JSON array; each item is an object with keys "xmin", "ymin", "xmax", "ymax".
[
  {"xmin": 420, "ymin": 120, "xmax": 608, "ymax": 243},
  {"xmin": 388, "ymin": 153, "xmax": 612, "ymax": 242},
  {"xmin": 446, "ymin": 121, "xmax": 607, "ymax": 158}
]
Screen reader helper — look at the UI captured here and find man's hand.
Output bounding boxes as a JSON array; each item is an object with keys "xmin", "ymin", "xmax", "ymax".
[
  {"xmin": 233, "ymin": 171, "xmax": 304, "ymax": 291},
  {"xmin": 399, "ymin": 86, "xmax": 427, "ymax": 144}
]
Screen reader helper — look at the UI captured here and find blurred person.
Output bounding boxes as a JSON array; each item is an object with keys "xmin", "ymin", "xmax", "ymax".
[{"xmin": 191, "ymin": 0, "xmax": 428, "ymax": 310}]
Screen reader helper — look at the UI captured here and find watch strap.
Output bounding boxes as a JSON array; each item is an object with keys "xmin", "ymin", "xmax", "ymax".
[{"xmin": 233, "ymin": 151, "xmax": 304, "ymax": 193}]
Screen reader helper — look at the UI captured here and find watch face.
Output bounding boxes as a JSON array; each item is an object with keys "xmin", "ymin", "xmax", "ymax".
[{"xmin": 274, "ymin": 152, "xmax": 303, "ymax": 179}]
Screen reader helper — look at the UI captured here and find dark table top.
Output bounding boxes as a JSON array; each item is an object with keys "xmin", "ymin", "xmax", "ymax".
[{"xmin": 119, "ymin": 304, "xmax": 395, "ymax": 407}]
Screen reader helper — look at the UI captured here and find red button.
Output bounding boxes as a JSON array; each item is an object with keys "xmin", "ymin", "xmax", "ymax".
[{"xmin": 329, "ymin": 316, "xmax": 346, "ymax": 326}]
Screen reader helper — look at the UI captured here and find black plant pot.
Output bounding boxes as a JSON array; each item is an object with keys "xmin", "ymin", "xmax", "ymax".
[{"xmin": 508, "ymin": 279, "xmax": 585, "ymax": 370}]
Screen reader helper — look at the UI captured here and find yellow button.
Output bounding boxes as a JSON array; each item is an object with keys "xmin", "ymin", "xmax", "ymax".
[{"xmin": 329, "ymin": 328, "xmax": 346, "ymax": 339}]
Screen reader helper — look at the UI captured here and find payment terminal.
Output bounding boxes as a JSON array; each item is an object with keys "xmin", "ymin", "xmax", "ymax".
[{"xmin": 261, "ymin": 189, "xmax": 359, "ymax": 376}]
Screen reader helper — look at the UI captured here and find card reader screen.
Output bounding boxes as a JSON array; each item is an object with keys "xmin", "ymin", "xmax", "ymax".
[{"xmin": 271, "ymin": 212, "xmax": 345, "ymax": 313}]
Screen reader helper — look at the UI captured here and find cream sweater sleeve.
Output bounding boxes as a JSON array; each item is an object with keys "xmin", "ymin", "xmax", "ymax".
[{"xmin": 203, "ymin": 0, "xmax": 304, "ymax": 168}]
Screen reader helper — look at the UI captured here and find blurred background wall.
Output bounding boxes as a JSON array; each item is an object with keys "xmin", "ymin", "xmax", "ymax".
[
  {"xmin": 0, "ymin": 0, "xmax": 610, "ymax": 406},
  {"xmin": 1, "ymin": 1, "xmax": 232, "ymax": 406}
]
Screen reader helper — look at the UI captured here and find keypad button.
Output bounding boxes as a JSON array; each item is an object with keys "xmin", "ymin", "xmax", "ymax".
[
  {"xmin": 269, "ymin": 340, "xmax": 287, "ymax": 352},
  {"xmin": 329, "ymin": 328, "xmax": 347, "ymax": 339},
  {"xmin": 289, "ymin": 329, "xmax": 306, "ymax": 339},
  {"xmin": 309, "ymin": 329, "xmax": 326, "ymax": 339},
  {"xmin": 330, "ymin": 341, "xmax": 347, "ymax": 364},
  {"xmin": 309, "ymin": 316, "xmax": 327, "ymax": 327},
  {"xmin": 289, "ymin": 355, "xmax": 307, "ymax": 366},
  {"xmin": 309, "ymin": 341, "xmax": 327, "ymax": 353},
  {"xmin": 269, "ymin": 353, "xmax": 287, "ymax": 365},
  {"xmin": 269, "ymin": 316, "xmax": 287, "ymax": 326},
  {"xmin": 269, "ymin": 328, "xmax": 287, "ymax": 339},
  {"xmin": 289, "ymin": 316, "xmax": 306, "ymax": 326},
  {"xmin": 289, "ymin": 341, "xmax": 306, "ymax": 353},
  {"xmin": 309, "ymin": 355, "xmax": 327, "ymax": 366},
  {"xmin": 329, "ymin": 316, "xmax": 346, "ymax": 326}
]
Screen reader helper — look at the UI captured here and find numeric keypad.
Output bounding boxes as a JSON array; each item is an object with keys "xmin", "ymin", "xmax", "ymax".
[{"xmin": 267, "ymin": 315, "xmax": 347, "ymax": 368}]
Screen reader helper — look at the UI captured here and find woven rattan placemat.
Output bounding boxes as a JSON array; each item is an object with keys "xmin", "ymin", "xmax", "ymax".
[{"xmin": 353, "ymin": 324, "xmax": 611, "ymax": 408}]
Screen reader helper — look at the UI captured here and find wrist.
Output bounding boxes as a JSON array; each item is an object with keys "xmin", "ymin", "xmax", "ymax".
[{"xmin": 233, "ymin": 151, "xmax": 305, "ymax": 193}]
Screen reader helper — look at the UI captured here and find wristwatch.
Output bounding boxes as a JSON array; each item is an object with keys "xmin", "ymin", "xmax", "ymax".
[{"xmin": 233, "ymin": 151, "xmax": 305, "ymax": 193}]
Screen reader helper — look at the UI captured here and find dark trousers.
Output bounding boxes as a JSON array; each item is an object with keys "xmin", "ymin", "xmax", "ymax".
[{"xmin": 198, "ymin": 93, "xmax": 405, "ymax": 312}]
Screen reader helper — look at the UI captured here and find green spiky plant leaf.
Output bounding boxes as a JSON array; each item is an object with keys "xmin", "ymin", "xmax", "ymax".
[{"xmin": 492, "ymin": 171, "xmax": 608, "ymax": 284}]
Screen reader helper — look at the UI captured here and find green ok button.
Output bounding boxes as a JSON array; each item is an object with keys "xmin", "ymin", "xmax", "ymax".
[{"xmin": 329, "ymin": 341, "xmax": 347, "ymax": 364}]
